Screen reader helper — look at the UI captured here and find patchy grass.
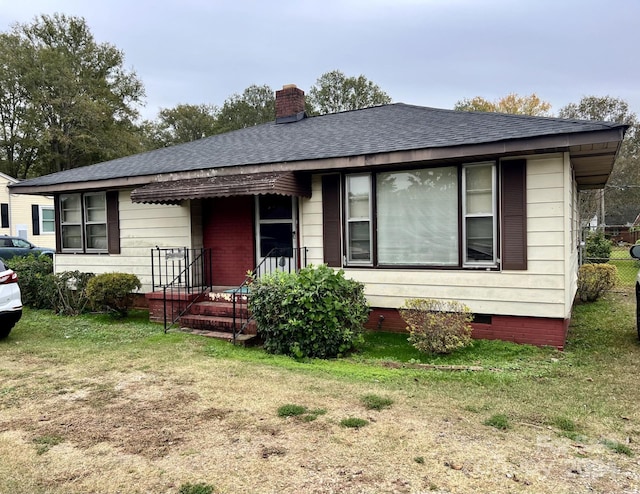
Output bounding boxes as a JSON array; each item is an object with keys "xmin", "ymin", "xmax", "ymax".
[
  {"xmin": 484, "ymin": 414, "xmax": 510, "ymax": 430},
  {"xmin": 601, "ymin": 438, "xmax": 634, "ymax": 457},
  {"xmin": 339, "ymin": 417, "xmax": 369, "ymax": 428},
  {"xmin": 1, "ymin": 296, "xmax": 639, "ymax": 493},
  {"xmin": 360, "ymin": 394, "xmax": 394, "ymax": 411}
]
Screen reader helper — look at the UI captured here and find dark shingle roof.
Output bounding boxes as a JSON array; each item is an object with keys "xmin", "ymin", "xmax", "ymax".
[{"xmin": 11, "ymin": 103, "xmax": 626, "ymax": 189}]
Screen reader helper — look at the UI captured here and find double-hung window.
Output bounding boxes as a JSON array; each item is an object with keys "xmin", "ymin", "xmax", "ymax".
[
  {"xmin": 346, "ymin": 174, "xmax": 372, "ymax": 264},
  {"xmin": 40, "ymin": 206, "xmax": 55, "ymax": 234},
  {"xmin": 60, "ymin": 192, "xmax": 108, "ymax": 252},
  {"xmin": 343, "ymin": 161, "xmax": 499, "ymax": 268},
  {"xmin": 463, "ymin": 163, "xmax": 496, "ymax": 266}
]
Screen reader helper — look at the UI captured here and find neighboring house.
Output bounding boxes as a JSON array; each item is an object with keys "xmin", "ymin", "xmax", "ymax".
[
  {"xmin": 0, "ymin": 172, "xmax": 56, "ymax": 249},
  {"xmin": 10, "ymin": 85, "xmax": 627, "ymax": 349}
]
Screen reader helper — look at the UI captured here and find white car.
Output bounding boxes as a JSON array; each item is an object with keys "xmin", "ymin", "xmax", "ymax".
[
  {"xmin": 0, "ymin": 259, "xmax": 22, "ymax": 338},
  {"xmin": 630, "ymin": 245, "xmax": 640, "ymax": 341}
]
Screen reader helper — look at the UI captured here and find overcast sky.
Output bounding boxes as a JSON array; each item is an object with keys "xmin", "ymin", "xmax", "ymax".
[{"xmin": 1, "ymin": 0, "xmax": 638, "ymax": 121}]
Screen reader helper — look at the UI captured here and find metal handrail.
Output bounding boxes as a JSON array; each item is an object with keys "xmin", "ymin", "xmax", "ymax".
[
  {"xmin": 231, "ymin": 246, "xmax": 308, "ymax": 344},
  {"xmin": 150, "ymin": 247, "xmax": 213, "ymax": 332}
]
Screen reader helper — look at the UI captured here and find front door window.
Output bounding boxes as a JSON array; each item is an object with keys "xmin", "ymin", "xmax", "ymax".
[{"xmin": 256, "ymin": 195, "xmax": 297, "ymax": 272}]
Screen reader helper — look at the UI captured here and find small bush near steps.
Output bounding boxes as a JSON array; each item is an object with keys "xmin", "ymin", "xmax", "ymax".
[
  {"xmin": 249, "ymin": 265, "xmax": 369, "ymax": 359},
  {"xmin": 399, "ymin": 298, "xmax": 473, "ymax": 355},
  {"xmin": 86, "ymin": 272, "xmax": 141, "ymax": 317}
]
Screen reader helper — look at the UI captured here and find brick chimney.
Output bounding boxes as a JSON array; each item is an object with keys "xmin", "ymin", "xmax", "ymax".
[{"xmin": 275, "ymin": 84, "xmax": 306, "ymax": 123}]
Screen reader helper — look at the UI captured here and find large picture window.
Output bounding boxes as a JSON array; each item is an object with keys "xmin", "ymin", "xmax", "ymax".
[
  {"xmin": 60, "ymin": 192, "xmax": 108, "ymax": 252},
  {"xmin": 377, "ymin": 167, "xmax": 458, "ymax": 265},
  {"xmin": 344, "ymin": 161, "xmax": 499, "ymax": 268}
]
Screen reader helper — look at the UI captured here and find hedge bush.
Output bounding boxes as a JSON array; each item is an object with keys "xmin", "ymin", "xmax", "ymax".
[
  {"xmin": 577, "ymin": 263, "xmax": 618, "ymax": 302},
  {"xmin": 400, "ymin": 298, "xmax": 473, "ymax": 355},
  {"xmin": 86, "ymin": 272, "xmax": 141, "ymax": 317},
  {"xmin": 5, "ymin": 254, "xmax": 54, "ymax": 309},
  {"xmin": 248, "ymin": 265, "xmax": 369, "ymax": 358}
]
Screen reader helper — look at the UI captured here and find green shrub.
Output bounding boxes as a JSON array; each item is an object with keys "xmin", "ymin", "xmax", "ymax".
[
  {"xmin": 577, "ymin": 263, "xmax": 618, "ymax": 302},
  {"xmin": 51, "ymin": 270, "xmax": 95, "ymax": 316},
  {"xmin": 5, "ymin": 254, "xmax": 54, "ymax": 309},
  {"xmin": 400, "ymin": 298, "xmax": 473, "ymax": 355},
  {"xmin": 248, "ymin": 265, "xmax": 369, "ymax": 359},
  {"xmin": 86, "ymin": 272, "xmax": 141, "ymax": 317},
  {"xmin": 585, "ymin": 231, "xmax": 612, "ymax": 263}
]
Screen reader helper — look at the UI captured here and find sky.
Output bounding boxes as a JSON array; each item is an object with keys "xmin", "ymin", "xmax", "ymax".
[{"xmin": 1, "ymin": 0, "xmax": 638, "ymax": 121}]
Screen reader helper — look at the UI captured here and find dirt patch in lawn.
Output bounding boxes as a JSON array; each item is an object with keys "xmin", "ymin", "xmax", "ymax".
[{"xmin": 1, "ymin": 358, "xmax": 639, "ymax": 494}]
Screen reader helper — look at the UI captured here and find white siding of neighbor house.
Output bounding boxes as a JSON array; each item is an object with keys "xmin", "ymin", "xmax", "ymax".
[
  {"xmin": 54, "ymin": 190, "xmax": 194, "ymax": 292},
  {"xmin": 299, "ymin": 153, "xmax": 575, "ymax": 319},
  {"xmin": 0, "ymin": 174, "xmax": 56, "ymax": 249}
]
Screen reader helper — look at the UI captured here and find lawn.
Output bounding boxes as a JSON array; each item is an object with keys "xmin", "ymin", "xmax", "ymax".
[{"xmin": 1, "ymin": 296, "xmax": 639, "ymax": 493}]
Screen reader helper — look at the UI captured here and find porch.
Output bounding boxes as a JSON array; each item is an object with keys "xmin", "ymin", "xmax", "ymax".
[{"xmin": 146, "ymin": 246, "xmax": 308, "ymax": 344}]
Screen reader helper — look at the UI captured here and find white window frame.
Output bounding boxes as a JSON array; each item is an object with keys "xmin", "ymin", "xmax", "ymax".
[
  {"xmin": 39, "ymin": 205, "xmax": 55, "ymax": 234},
  {"xmin": 84, "ymin": 192, "xmax": 107, "ymax": 252},
  {"xmin": 462, "ymin": 162, "xmax": 497, "ymax": 267},
  {"xmin": 344, "ymin": 161, "xmax": 499, "ymax": 269},
  {"xmin": 345, "ymin": 174, "xmax": 373, "ymax": 265},
  {"xmin": 59, "ymin": 192, "xmax": 108, "ymax": 253}
]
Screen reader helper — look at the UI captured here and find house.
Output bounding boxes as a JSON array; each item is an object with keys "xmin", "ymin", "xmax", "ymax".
[
  {"xmin": 0, "ymin": 172, "xmax": 55, "ymax": 248},
  {"xmin": 10, "ymin": 84, "xmax": 627, "ymax": 348}
]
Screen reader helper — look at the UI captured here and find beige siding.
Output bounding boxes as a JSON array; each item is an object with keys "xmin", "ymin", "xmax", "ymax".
[
  {"xmin": 0, "ymin": 174, "xmax": 55, "ymax": 248},
  {"xmin": 565, "ymin": 153, "xmax": 580, "ymax": 309},
  {"xmin": 55, "ymin": 190, "xmax": 194, "ymax": 292},
  {"xmin": 302, "ymin": 154, "xmax": 574, "ymax": 319},
  {"xmin": 299, "ymin": 175, "xmax": 325, "ymax": 266}
]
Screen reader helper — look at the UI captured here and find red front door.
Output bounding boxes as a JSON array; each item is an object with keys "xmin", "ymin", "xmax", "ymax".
[{"xmin": 203, "ymin": 196, "xmax": 255, "ymax": 287}]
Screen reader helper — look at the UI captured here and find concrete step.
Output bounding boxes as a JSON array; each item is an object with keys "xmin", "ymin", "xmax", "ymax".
[
  {"xmin": 179, "ymin": 314, "xmax": 257, "ymax": 334},
  {"xmin": 189, "ymin": 300, "xmax": 249, "ymax": 318},
  {"xmin": 179, "ymin": 328, "xmax": 258, "ymax": 346}
]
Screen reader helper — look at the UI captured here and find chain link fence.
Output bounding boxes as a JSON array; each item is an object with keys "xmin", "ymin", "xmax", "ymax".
[{"xmin": 581, "ymin": 236, "xmax": 639, "ymax": 293}]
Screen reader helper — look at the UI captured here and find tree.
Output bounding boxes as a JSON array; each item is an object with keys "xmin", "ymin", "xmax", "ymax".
[
  {"xmin": 0, "ymin": 33, "xmax": 41, "ymax": 178},
  {"xmin": 307, "ymin": 70, "xmax": 391, "ymax": 115},
  {"xmin": 454, "ymin": 93, "xmax": 552, "ymax": 116},
  {"xmin": 141, "ymin": 104, "xmax": 219, "ymax": 149},
  {"xmin": 215, "ymin": 84, "xmax": 275, "ymax": 133},
  {"xmin": 0, "ymin": 14, "xmax": 145, "ymax": 178},
  {"xmin": 559, "ymin": 96, "xmax": 640, "ymax": 227}
]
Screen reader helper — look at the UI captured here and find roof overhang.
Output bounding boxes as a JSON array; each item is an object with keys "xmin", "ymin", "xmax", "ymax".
[
  {"xmin": 129, "ymin": 171, "xmax": 311, "ymax": 204},
  {"xmin": 9, "ymin": 126, "xmax": 626, "ymax": 195}
]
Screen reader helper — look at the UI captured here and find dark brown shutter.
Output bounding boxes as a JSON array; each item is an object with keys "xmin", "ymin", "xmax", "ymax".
[
  {"xmin": 31, "ymin": 205, "xmax": 40, "ymax": 235},
  {"xmin": 1, "ymin": 203, "xmax": 9, "ymax": 228},
  {"xmin": 54, "ymin": 195, "xmax": 61, "ymax": 253},
  {"xmin": 501, "ymin": 159, "xmax": 527, "ymax": 270},
  {"xmin": 106, "ymin": 191, "xmax": 120, "ymax": 254},
  {"xmin": 322, "ymin": 174, "xmax": 342, "ymax": 267}
]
